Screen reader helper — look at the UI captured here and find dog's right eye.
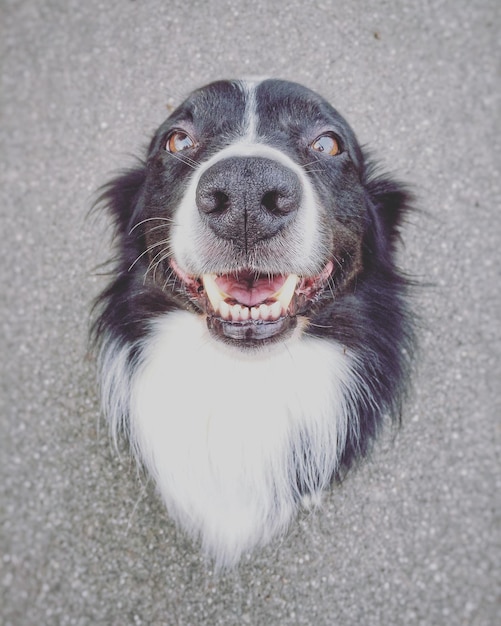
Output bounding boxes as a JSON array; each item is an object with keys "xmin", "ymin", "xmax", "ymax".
[
  {"xmin": 311, "ymin": 133, "xmax": 341, "ymax": 156},
  {"xmin": 166, "ymin": 131, "xmax": 195, "ymax": 153}
]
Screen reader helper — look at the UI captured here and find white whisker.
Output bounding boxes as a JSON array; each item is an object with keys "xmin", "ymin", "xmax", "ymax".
[
  {"xmin": 128, "ymin": 239, "xmax": 171, "ymax": 272},
  {"xmin": 165, "ymin": 151, "xmax": 200, "ymax": 169},
  {"xmin": 302, "ymin": 158, "xmax": 322, "ymax": 168},
  {"xmin": 142, "ymin": 240, "xmax": 173, "ymax": 284},
  {"xmin": 162, "ymin": 267, "xmax": 178, "ymax": 292},
  {"xmin": 129, "ymin": 217, "xmax": 173, "ymax": 235}
]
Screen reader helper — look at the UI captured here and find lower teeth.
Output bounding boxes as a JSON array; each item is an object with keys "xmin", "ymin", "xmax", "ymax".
[
  {"xmin": 219, "ymin": 301, "xmax": 284, "ymax": 322},
  {"xmin": 201, "ymin": 273, "xmax": 299, "ymax": 322}
]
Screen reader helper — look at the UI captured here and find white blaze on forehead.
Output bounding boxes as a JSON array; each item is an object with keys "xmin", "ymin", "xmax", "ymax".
[
  {"xmin": 170, "ymin": 81, "xmax": 325, "ymax": 276},
  {"xmin": 240, "ymin": 79, "xmax": 260, "ymax": 141}
]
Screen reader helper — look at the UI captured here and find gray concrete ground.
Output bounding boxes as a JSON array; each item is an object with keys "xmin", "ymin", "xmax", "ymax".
[{"xmin": 1, "ymin": 0, "xmax": 499, "ymax": 624}]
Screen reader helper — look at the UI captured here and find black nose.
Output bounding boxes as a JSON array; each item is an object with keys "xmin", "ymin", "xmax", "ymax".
[{"xmin": 196, "ymin": 156, "xmax": 302, "ymax": 247}]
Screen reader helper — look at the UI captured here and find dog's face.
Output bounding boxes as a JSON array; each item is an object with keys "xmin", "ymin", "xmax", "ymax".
[{"xmin": 132, "ymin": 79, "xmax": 372, "ymax": 348}]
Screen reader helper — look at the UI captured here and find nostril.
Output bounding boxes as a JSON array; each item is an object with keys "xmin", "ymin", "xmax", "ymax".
[
  {"xmin": 197, "ymin": 188, "xmax": 231, "ymax": 215},
  {"xmin": 211, "ymin": 191, "xmax": 230, "ymax": 214},
  {"xmin": 261, "ymin": 189, "xmax": 298, "ymax": 215},
  {"xmin": 261, "ymin": 190, "xmax": 279, "ymax": 213}
]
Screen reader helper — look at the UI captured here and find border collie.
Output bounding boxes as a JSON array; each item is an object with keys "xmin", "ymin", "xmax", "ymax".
[{"xmin": 92, "ymin": 79, "xmax": 414, "ymax": 569}]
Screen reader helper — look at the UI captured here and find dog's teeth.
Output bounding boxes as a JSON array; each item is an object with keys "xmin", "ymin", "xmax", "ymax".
[
  {"xmin": 219, "ymin": 300, "xmax": 230, "ymax": 320},
  {"xmin": 258, "ymin": 303, "xmax": 270, "ymax": 320},
  {"xmin": 230, "ymin": 304, "xmax": 239, "ymax": 322},
  {"xmin": 270, "ymin": 300, "xmax": 282, "ymax": 320},
  {"xmin": 250, "ymin": 306, "xmax": 260, "ymax": 321},
  {"xmin": 275, "ymin": 274, "xmax": 299, "ymax": 310},
  {"xmin": 240, "ymin": 306, "xmax": 250, "ymax": 321},
  {"xmin": 202, "ymin": 274, "xmax": 225, "ymax": 311},
  {"xmin": 203, "ymin": 272, "xmax": 298, "ymax": 322},
  {"xmin": 231, "ymin": 303, "xmax": 248, "ymax": 322}
]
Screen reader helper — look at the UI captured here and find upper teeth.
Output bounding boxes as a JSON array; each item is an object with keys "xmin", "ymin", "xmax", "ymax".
[{"xmin": 202, "ymin": 274, "xmax": 299, "ymax": 322}]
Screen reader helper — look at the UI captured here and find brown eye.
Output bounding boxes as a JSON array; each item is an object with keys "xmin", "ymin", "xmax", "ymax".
[
  {"xmin": 311, "ymin": 133, "xmax": 340, "ymax": 156},
  {"xmin": 166, "ymin": 131, "xmax": 195, "ymax": 153}
]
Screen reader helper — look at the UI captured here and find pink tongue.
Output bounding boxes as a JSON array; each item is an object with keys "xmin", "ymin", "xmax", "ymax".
[{"xmin": 215, "ymin": 273, "xmax": 287, "ymax": 307}]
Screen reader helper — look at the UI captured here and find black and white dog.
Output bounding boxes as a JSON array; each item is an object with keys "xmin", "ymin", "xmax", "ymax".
[{"xmin": 92, "ymin": 79, "xmax": 414, "ymax": 569}]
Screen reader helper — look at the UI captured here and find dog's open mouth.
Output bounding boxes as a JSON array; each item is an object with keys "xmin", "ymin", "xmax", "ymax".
[{"xmin": 170, "ymin": 259, "xmax": 333, "ymax": 346}]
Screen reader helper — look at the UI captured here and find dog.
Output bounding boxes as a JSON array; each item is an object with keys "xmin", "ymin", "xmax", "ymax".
[{"xmin": 92, "ymin": 79, "xmax": 414, "ymax": 569}]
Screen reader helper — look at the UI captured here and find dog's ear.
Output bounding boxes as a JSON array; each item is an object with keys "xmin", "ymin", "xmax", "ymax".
[
  {"xmin": 95, "ymin": 165, "xmax": 147, "ymax": 236},
  {"xmin": 362, "ymin": 173, "xmax": 414, "ymax": 270},
  {"xmin": 366, "ymin": 176, "xmax": 412, "ymax": 238}
]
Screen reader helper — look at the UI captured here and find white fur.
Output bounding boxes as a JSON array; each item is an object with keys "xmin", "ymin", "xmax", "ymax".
[
  {"xmin": 98, "ymin": 334, "xmax": 135, "ymax": 449},
  {"xmin": 240, "ymin": 78, "xmax": 259, "ymax": 141},
  {"xmin": 99, "ymin": 310, "xmax": 360, "ymax": 569}
]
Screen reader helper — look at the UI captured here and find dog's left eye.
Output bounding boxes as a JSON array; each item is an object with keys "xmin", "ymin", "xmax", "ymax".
[
  {"xmin": 311, "ymin": 133, "xmax": 341, "ymax": 156},
  {"xmin": 166, "ymin": 131, "xmax": 195, "ymax": 153}
]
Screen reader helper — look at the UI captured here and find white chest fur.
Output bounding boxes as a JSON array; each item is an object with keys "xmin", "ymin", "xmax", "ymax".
[{"xmin": 127, "ymin": 311, "xmax": 354, "ymax": 568}]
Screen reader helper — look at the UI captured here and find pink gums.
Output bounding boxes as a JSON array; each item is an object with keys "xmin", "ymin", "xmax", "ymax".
[{"xmin": 214, "ymin": 273, "xmax": 288, "ymax": 307}]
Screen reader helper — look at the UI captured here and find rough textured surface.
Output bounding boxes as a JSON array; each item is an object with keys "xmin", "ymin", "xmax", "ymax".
[{"xmin": 1, "ymin": 0, "xmax": 499, "ymax": 624}]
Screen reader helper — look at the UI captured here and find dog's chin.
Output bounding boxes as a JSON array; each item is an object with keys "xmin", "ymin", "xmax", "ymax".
[
  {"xmin": 170, "ymin": 258, "xmax": 334, "ymax": 350},
  {"xmin": 207, "ymin": 314, "xmax": 297, "ymax": 348}
]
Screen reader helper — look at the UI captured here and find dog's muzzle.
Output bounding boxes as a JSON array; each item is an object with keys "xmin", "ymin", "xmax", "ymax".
[
  {"xmin": 170, "ymin": 155, "xmax": 333, "ymax": 348},
  {"xmin": 196, "ymin": 156, "xmax": 302, "ymax": 248}
]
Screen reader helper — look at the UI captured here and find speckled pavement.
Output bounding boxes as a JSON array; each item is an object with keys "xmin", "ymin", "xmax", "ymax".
[{"xmin": 1, "ymin": 1, "xmax": 499, "ymax": 624}]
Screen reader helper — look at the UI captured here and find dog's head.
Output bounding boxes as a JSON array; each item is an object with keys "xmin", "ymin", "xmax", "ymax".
[{"xmin": 103, "ymin": 79, "xmax": 408, "ymax": 349}]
